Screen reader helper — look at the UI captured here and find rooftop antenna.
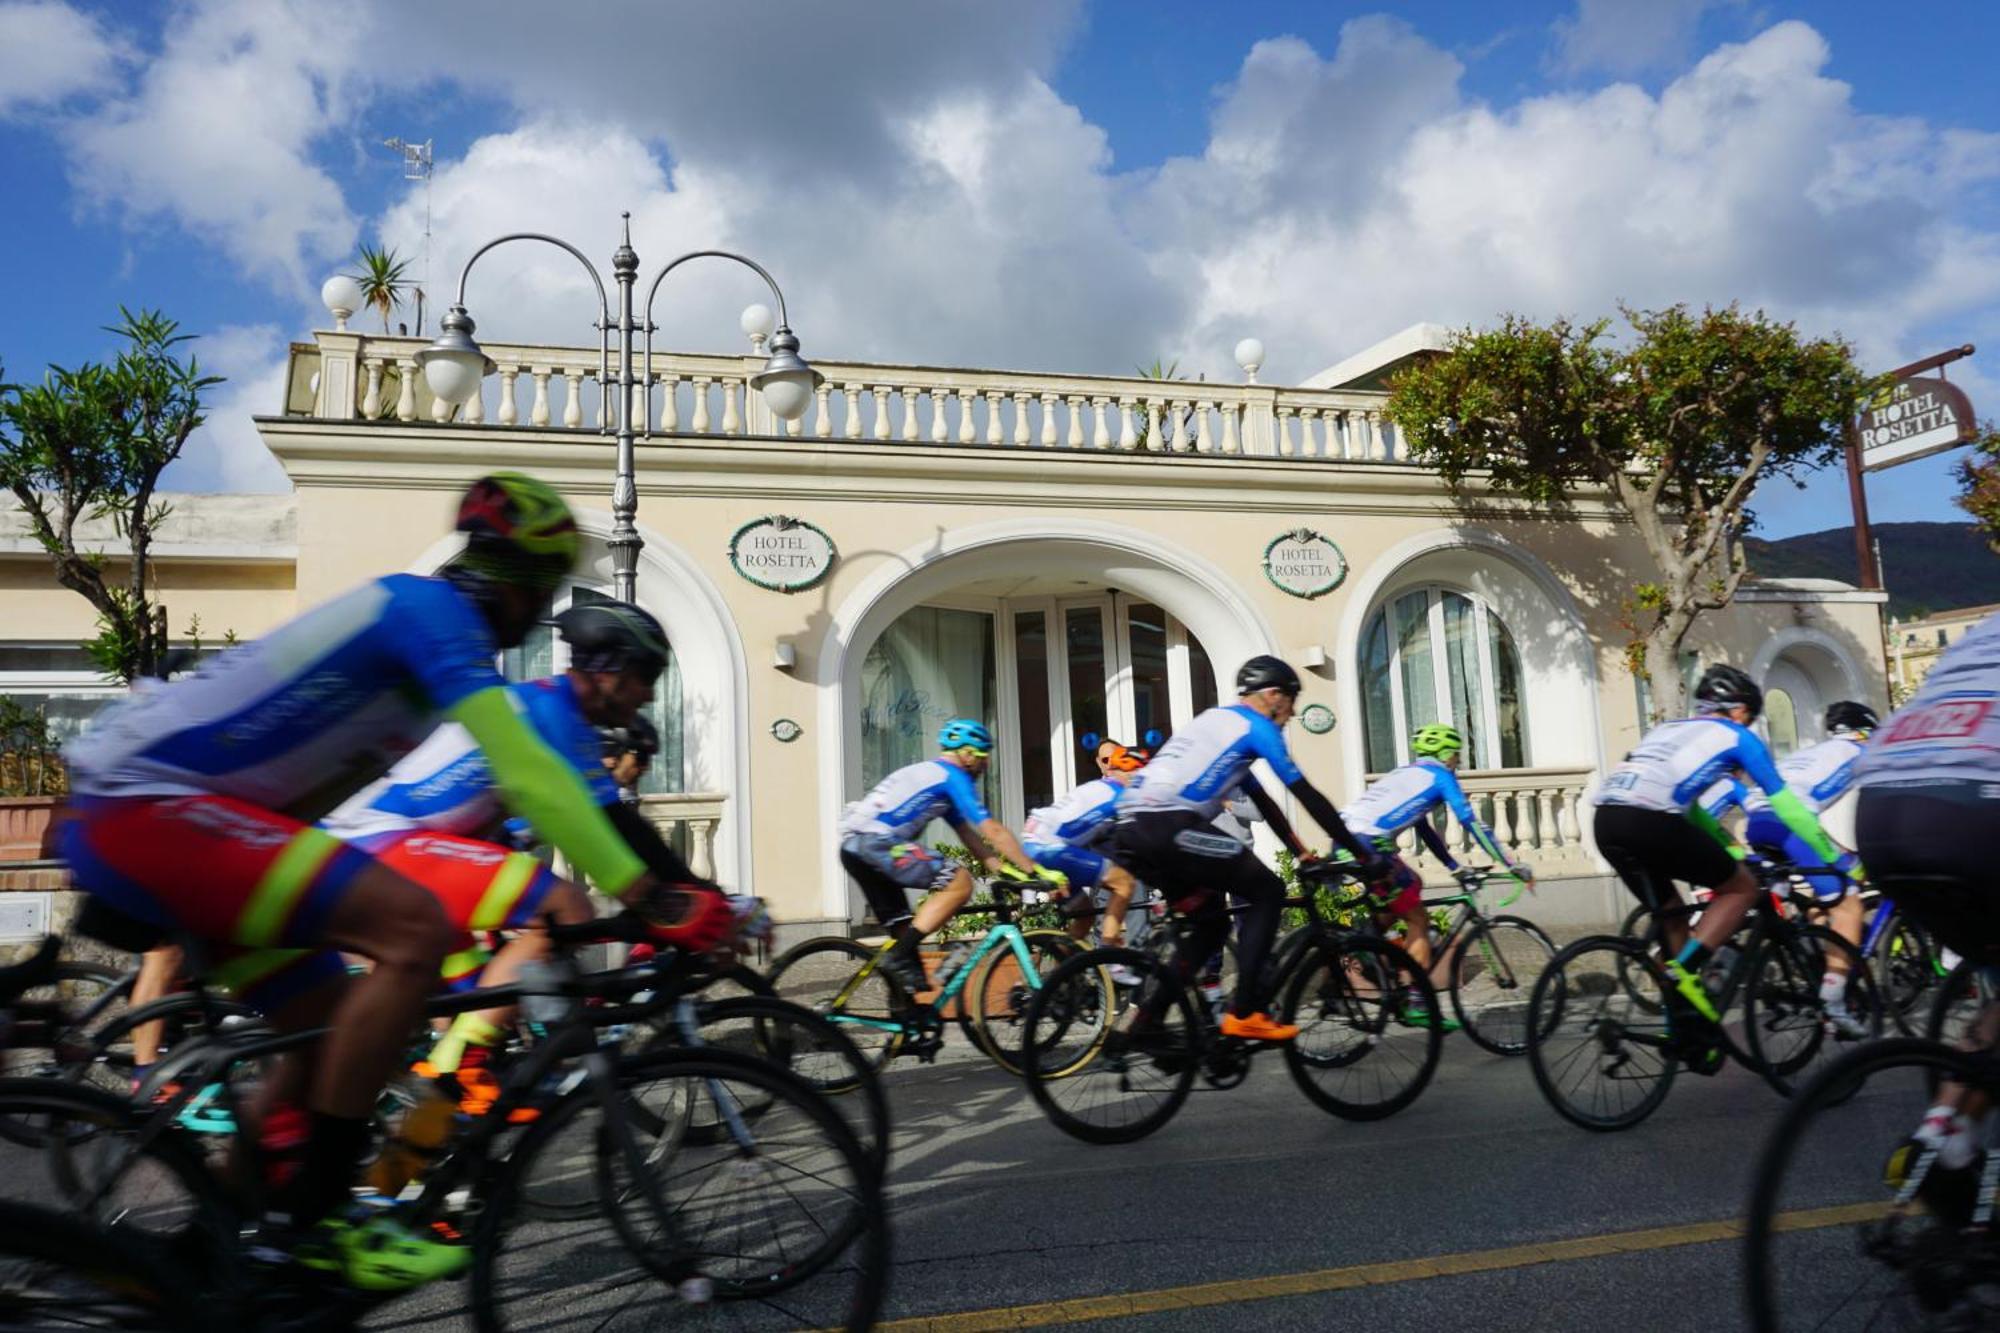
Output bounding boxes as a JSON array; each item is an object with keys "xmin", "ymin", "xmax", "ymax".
[{"xmin": 382, "ymin": 137, "xmax": 434, "ymax": 335}]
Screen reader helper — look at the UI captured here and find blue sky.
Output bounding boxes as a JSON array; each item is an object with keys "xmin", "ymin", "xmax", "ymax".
[{"xmin": 0, "ymin": 0, "xmax": 1994, "ymax": 541}]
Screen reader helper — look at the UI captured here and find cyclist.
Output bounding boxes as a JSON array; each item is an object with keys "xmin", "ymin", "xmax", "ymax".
[
  {"xmin": 837, "ymin": 718, "xmax": 1062, "ymax": 994},
  {"xmin": 1022, "ymin": 740, "xmax": 1143, "ymax": 948},
  {"xmin": 1709, "ymin": 701, "xmax": 1876, "ymax": 1032},
  {"xmin": 58, "ymin": 473, "xmax": 727, "ymax": 1291},
  {"xmin": 1592, "ymin": 664, "xmax": 1861, "ymax": 1054},
  {"xmin": 1852, "ymin": 611, "xmax": 2000, "ymax": 1207},
  {"xmin": 1340, "ymin": 722, "xmax": 1535, "ymax": 1026},
  {"xmin": 1114, "ymin": 655, "xmax": 1385, "ymax": 1043},
  {"xmin": 321, "ymin": 599, "xmax": 713, "ymax": 1094}
]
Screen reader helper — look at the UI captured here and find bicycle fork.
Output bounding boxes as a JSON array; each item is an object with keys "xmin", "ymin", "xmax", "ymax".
[{"xmin": 587, "ymin": 1046, "xmax": 714, "ymax": 1305}]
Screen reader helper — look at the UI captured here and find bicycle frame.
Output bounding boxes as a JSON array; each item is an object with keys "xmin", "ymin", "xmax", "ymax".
[{"xmin": 825, "ymin": 921, "xmax": 1046, "ymax": 1039}]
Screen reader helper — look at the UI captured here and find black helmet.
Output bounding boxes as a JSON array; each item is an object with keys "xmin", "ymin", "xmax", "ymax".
[
  {"xmin": 558, "ymin": 600, "xmax": 670, "ymax": 679},
  {"xmin": 1693, "ymin": 664, "xmax": 1762, "ymax": 720},
  {"xmin": 1825, "ymin": 700, "xmax": 1879, "ymax": 735},
  {"xmin": 601, "ymin": 713, "xmax": 660, "ymax": 760},
  {"xmin": 1235, "ymin": 655, "xmax": 1302, "ymax": 698}
]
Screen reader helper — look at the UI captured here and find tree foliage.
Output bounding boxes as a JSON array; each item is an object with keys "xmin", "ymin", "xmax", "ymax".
[
  {"xmin": 1952, "ymin": 422, "xmax": 2000, "ymax": 553},
  {"xmin": 1386, "ymin": 305, "xmax": 1877, "ymax": 715},
  {"xmin": 0, "ymin": 309, "xmax": 223, "ymax": 683},
  {"xmin": 353, "ymin": 244, "xmax": 411, "ymax": 334}
]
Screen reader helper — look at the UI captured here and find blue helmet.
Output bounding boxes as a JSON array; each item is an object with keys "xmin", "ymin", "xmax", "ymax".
[{"xmin": 937, "ymin": 718, "xmax": 993, "ymax": 754}]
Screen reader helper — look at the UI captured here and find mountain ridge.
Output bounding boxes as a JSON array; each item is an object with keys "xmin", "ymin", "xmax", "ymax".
[{"xmin": 1745, "ymin": 521, "xmax": 1999, "ymax": 619}]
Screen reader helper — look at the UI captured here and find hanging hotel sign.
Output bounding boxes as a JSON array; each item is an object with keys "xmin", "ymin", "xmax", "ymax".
[
  {"xmin": 729, "ymin": 515, "xmax": 837, "ymax": 592},
  {"xmin": 1262, "ymin": 528, "xmax": 1348, "ymax": 599},
  {"xmin": 1860, "ymin": 376, "xmax": 1978, "ymax": 473}
]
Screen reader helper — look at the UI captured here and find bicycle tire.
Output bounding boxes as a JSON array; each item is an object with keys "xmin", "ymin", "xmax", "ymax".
[
  {"xmin": 0, "ymin": 1199, "xmax": 201, "ymax": 1330},
  {"xmin": 1744, "ymin": 1038, "xmax": 1998, "ymax": 1331},
  {"xmin": 1526, "ymin": 934, "xmax": 1679, "ymax": 1132},
  {"xmin": 1742, "ymin": 925, "xmax": 1881, "ymax": 1096},
  {"xmin": 1279, "ymin": 931, "xmax": 1442, "ymax": 1120},
  {"xmin": 471, "ymin": 1047, "xmax": 887, "ymax": 1332},
  {"xmin": 764, "ymin": 936, "xmax": 905, "ymax": 1069},
  {"xmin": 1926, "ymin": 957, "xmax": 1985, "ymax": 1045},
  {"xmin": 1450, "ymin": 915, "xmax": 1555, "ymax": 1057},
  {"xmin": 1869, "ymin": 910, "xmax": 1937, "ymax": 1034},
  {"xmin": 1022, "ymin": 947, "xmax": 1192, "ymax": 1145},
  {"xmin": 967, "ymin": 929, "xmax": 1101, "ymax": 1077}
]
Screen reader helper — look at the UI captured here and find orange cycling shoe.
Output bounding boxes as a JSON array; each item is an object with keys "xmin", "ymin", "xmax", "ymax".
[{"xmin": 1219, "ymin": 1011, "xmax": 1299, "ymax": 1043}]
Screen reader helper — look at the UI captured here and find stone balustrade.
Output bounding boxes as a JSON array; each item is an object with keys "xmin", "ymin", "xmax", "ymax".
[
  {"xmin": 291, "ymin": 332, "xmax": 1405, "ymax": 461},
  {"xmin": 1369, "ymin": 766, "xmax": 1598, "ymax": 885},
  {"xmin": 635, "ymin": 792, "xmax": 726, "ymax": 881}
]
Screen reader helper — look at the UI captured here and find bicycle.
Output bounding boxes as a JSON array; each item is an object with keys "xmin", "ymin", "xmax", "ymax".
[
  {"xmin": 2, "ymin": 915, "xmax": 890, "ymax": 1331},
  {"xmin": 1527, "ymin": 855, "xmax": 1883, "ymax": 1131},
  {"xmin": 766, "ymin": 875, "xmax": 1108, "ymax": 1077},
  {"xmin": 1020, "ymin": 858, "xmax": 1443, "ymax": 1144}
]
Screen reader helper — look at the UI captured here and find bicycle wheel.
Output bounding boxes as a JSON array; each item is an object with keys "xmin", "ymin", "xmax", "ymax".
[
  {"xmin": 1022, "ymin": 947, "xmax": 1194, "ymax": 1144},
  {"xmin": 472, "ymin": 1048, "xmax": 887, "ymax": 1332},
  {"xmin": 764, "ymin": 937, "xmax": 904, "ymax": 1069},
  {"xmin": 0, "ymin": 1200, "xmax": 199, "ymax": 1330},
  {"xmin": 1872, "ymin": 912, "xmax": 1939, "ymax": 1034},
  {"xmin": 1926, "ymin": 958, "xmax": 1987, "ymax": 1045},
  {"xmin": 1742, "ymin": 926, "xmax": 1882, "ymax": 1096},
  {"xmin": 1450, "ymin": 915, "xmax": 1556, "ymax": 1056},
  {"xmin": 1526, "ymin": 935, "xmax": 1679, "ymax": 1131},
  {"xmin": 968, "ymin": 929, "xmax": 1102, "ymax": 1077},
  {"xmin": 1745, "ymin": 1038, "xmax": 2000, "ymax": 1331},
  {"xmin": 1279, "ymin": 932, "xmax": 1441, "ymax": 1120}
]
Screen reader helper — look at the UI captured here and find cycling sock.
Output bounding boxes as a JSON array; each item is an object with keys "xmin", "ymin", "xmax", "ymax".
[
  {"xmin": 1674, "ymin": 940, "xmax": 1713, "ymax": 970},
  {"xmin": 271, "ymin": 1112, "xmax": 373, "ymax": 1227},
  {"xmin": 888, "ymin": 931, "xmax": 924, "ymax": 961},
  {"xmin": 1817, "ymin": 970, "xmax": 1848, "ymax": 1006},
  {"xmin": 1915, "ymin": 1105, "xmax": 1980, "ymax": 1170},
  {"xmin": 427, "ymin": 1014, "xmax": 504, "ymax": 1076}
]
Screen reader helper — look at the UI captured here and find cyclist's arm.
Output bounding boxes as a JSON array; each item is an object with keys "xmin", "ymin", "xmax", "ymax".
[
  {"xmin": 1242, "ymin": 715, "xmax": 1375, "ymax": 862},
  {"xmin": 1437, "ymin": 771, "xmax": 1525, "ymax": 878},
  {"xmin": 972, "ymin": 819, "xmax": 1042, "ymax": 877},
  {"xmin": 1736, "ymin": 731, "xmax": 1844, "ymax": 865},
  {"xmin": 1685, "ymin": 802, "xmax": 1746, "ymax": 859},
  {"xmin": 1242, "ymin": 777, "xmax": 1305, "ymax": 854},
  {"xmin": 1412, "ymin": 815, "xmax": 1461, "ymax": 871}
]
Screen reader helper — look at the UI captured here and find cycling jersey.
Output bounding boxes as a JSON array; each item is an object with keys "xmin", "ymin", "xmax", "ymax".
[
  {"xmin": 65, "ymin": 574, "xmax": 644, "ymax": 897},
  {"xmin": 1741, "ymin": 736, "xmax": 1863, "ymax": 815},
  {"xmin": 1118, "ymin": 704, "xmax": 1303, "ymax": 821},
  {"xmin": 1342, "ymin": 758, "xmax": 1511, "ymax": 870},
  {"xmin": 838, "ymin": 758, "xmax": 992, "ymax": 840},
  {"xmin": 1856, "ymin": 610, "xmax": 2000, "ymax": 792},
  {"xmin": 1023, "ymin": 779, "xmax": 1122, "ymax": 850},
  {"xmin": 324, "ymin": 676, "xmax": 619, "ymax": 843},
  {"xmin": 1599, "ymin": 713, "xmax": 1843, "ymax": 866},
  {"xmin": 1700, "ymin": 778, "xmax": 1746, "ymax": 819}
]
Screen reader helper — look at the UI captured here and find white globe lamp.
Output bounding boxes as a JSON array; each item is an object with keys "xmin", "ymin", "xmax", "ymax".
[
  {"xmin": 321, "ymin": 274, "xmax": 364, "ymax": 332},
  {"xmin": 1234, "ymin": 337, "xmax": 1265, "ymax": 384},
  {"xmin": 739, "ymin": 302, "xmax": 776, "ymax": 353}
]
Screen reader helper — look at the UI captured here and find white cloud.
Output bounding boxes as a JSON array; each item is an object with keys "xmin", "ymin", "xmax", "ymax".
[
  {"xmin": 161, "ymin": 324, "xmax": 292, "ymax": 493},
  {"xmin": 59, "ymin": 0, "xmax": 361, "ymax": 292},
  {"xmin": 1550, "ymin": 0, "xmax": 1731, "ymax": 77},
  {"xmin": 0, "ymin": 1, "xmax": 126, "ymax": 114}
]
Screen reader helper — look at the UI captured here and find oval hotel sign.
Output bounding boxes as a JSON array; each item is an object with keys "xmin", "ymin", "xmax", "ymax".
[
  {"xmin": 1263, "ymin": 528, "xmax": 1348, "ymax": 599},
  {"xmin": 729, "ymin": 515, "xmax": 837, "ymax": 592},
  {"xmin": 1860, "ymin": 375, "xmax": 1977, "ymax": 473}
]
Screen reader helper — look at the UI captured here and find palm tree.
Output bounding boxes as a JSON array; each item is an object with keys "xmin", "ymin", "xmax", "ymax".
[{"xmin": 352, "ymin": 244, "xmax": 411, "ymax": 334}]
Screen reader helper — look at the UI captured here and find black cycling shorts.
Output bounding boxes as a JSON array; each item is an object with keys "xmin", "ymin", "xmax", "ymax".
[
  {"xmin": 1856, "ymin": 784, "xmax": 2000, "ymax": 967},
  {"xmin": 1112, "ymin": 810, "xmax": 1278, "ymax": 910},
  {"xmin": 1591, "ymin": 803, "xmax": 1739, "ymax": 911}
]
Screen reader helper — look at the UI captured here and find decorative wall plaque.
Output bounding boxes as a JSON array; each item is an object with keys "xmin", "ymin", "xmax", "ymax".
[
  {"xmin": 1262, "ymin": 528, "xmax": 1348, "ymax": 599},
  {"xmin": 770, "ymin": 718, "xmax": 804, "ymax": 743},
  {"xmin": 729, "ymin": 515, "xmax": 837, "ymax": 592},
  {"xmin": 1299, "ymin": 704, "xmax": 1337, "ymax": 734}
]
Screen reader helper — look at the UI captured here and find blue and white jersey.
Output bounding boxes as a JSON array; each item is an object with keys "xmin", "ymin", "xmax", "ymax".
[
  {"xmin": 66, "ymin": 575, "xmax": 502, "ymax": 818},
  {"xmin": 839, "ymin": 759, "xmax": 993, "ymax": 841},
  {"xmin": 1858, "ymin": 611, "xmax": 2000, "ymax": 792},
  {"xmin": 1741, "ymin": 736, "xmax": 1863, "ymax": 815},
  {"xmin": 1596, "ymin": 715, "xmax": 1788, "ymax": 814},
  {"xmin": 1118, "ymin": 704, "xmax": 1302, "ymax": 821},
  {"xmin": 322, "ymin": 675, "xmax": 619, "ymax": 843},
  {"xmin": 1699, "ymin": 778, "xmax": 1747, "ymax": 819},
  {"xmin": 1342, "ymin": 758, "xmax": 1477, "ymax": 838},
  {"xmin": 1023, "ymin": 779, "xmax": 1122, "ymax": 852}
]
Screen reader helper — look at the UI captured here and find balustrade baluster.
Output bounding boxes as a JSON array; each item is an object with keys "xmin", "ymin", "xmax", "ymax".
[
  {"xmin": 1091, "ymin": 398, "xmax": 1111, "ymax": 449},
  {"xmin": 1163, "ymin": 401, "xmax": 1184, "ymax": 451},
  {"xmin": 1013, "ymin": 392, "xmax": 1032, "ymax": 446},
  {"xmin": 529, "ymin": 370, "xmax": 552, "ymax": 427},
  {"xmin": 1039, "ymin": 394, "xmax": 1059, "ymax": 446},
  {"xmin": 1276, "ymin": 406, "xmax": 1296, "ymax": 457},
  {"xmin": 658, "ymin": 375, "xmax": 680, "ymax": 433},
  {"xmin": 1144, "ymin": 401, "xmax": 1163, "ymax": 452},
  {"xmin": 1194, "ymin": 401, "xmax": 1216, "ymax": 453},
  {"xmin": 842, "ymin": 383, "xmax": 863, "ymax": 439},
  {"xmin": 1065, "ymin": 397, "xmax": 1086, "ymax": 448},
  {"xmin": 690, "ymin": 378, "xmax": 712, "ymax": 434},
  {"xmin": 720, "ymin": 379, "xmax": 742, "ymax": 436},
  {"xmin": 956, "ymin": 390, "xmax": 977, "ymax": 444},
  {"xmin": 1492, "ymin": 790, "xmax": 1516, "ymax": 853},
  {"xmin": 812, "ymin": 383, "xmax": 831, "ymax": 438},
  {"xmin": 900, "ymin": 389, "xmax": 921, "ymax": 441},
  {"xmin": 872, "ymin": 386, "xmax": 892, "ymax": 441},
  {"xmin": 1532, "ymin": 788, "xmax": 1555, "ymax": 852},
  {"xmin": 1118, "ymin": 400, "xmax": 1139, "ymax": 449},
  {"xmin": 430, "ymin": 387, "xmax": 452, "ymax": 423},
  {"xmin": 561, "ymin": 371, "xmax": 584, "ymax": 428},
  {"xmin": 1367, "ymin": 410, "xmax": 1388, "ymax": 460},
  {"xmin": 983, "ymin": 390, "xmax": 1004, "ymax": 445},
  {"xmin": 361, "ymin": 360, "xmax": 385, "ymax": 419},
  {"xmin": 496, "ymin": 368, "xmax": 519, "ymax": 425},
  {"xmin": 1222, "ymin": 401, "xmax": 1243, "ymax": 454},
  {"xmin": 1557, "ymin": 788, "xmax": 1581, "ymax": 846},
  {"xmin": 786, "ymin": 411, "xmax": 803, "ymax": 438},
  {"xmin": 463, "ymin": 381, "xmax": 485, "ymax": 424},
  {"xmin": 930, "ymin": 389, "xmax": 950, "ymax": 443},
  {"xmin": 395, "ymin": 359, "xmax": 420, "ymax": 421}
]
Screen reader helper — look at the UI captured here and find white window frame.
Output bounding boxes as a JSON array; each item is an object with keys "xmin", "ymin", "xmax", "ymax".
[{"xmin": 1365, "ymin": 585, "xmax": 1528, "ymax": 772}]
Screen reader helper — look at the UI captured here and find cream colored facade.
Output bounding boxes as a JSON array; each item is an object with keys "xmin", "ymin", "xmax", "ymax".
[
  {"xmin": 1888, "ymin": 603, "xmax": 1997, "ymax": 701},
  {"xmin": 0, "ymin": 326, "xmax": 1890, "ymax": 935}
]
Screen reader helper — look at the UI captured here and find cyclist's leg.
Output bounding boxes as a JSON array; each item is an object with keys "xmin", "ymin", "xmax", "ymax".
[
  {"xmin": 1029, "ymin": 843, "xmax": 1113, "ymax": 941},
  {"xmin": 127, "ymin": 944, "xmax": 184, "ymax": 1079},
  {"xmin": 1594, "ymin": 811, "xmax": 1687, "ymax": 953},
  {"xmin": 1212, "ymin": 851, "xmax": 1284, "ymax": 1019},
  {"xmin": 839, "ymin": 837, "xmax": 917, "ymax": 938}
]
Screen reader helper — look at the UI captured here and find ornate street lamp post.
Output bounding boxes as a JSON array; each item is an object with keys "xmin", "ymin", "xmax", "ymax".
[{"xmin": 417, "ymin": 213, "xmax": 819, "ymax": 602}]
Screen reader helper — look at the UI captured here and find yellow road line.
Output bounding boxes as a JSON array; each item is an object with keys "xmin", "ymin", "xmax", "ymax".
[{"xmin": 874, "ymin": 1201, "xmax": 1888, "ymax": 1331}]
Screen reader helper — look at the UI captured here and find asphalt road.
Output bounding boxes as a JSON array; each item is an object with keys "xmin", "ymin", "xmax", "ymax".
[{"xmin": 5, "ymin": 1027, "xmax": 1911, "ymax": 1331}]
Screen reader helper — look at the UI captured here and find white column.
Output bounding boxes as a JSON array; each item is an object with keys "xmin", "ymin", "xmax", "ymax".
[
  {"xmin": 930, "ymin": 389, "xmax": 951, "ymax": 443},
  {"xmin": 842, "ymin": 383, "xmax": 863, "ymax": 439},
  {"xmin": 497, "ymin": 367, "xmax": 519, "ymax": 425},
  {"xmin": 1118, "ymin": 399, "xmax": 1139, "ymax": 450},
  {"xmin": 957, "ymin": 389, "xmax": 977, "ymax": 443},
  {"xmin": 1012, "ymin": 392, "xmax": 1032, "ymax": 446},
  {"xmin": 720, "ymin": 379, "xmax": 742, "ymax": 436},
  {"xmin": 1220, "ymin": 401, "xmax": 1241, "ymax": 454},
  {"xmin": 1065, "ymin": 396, "xmax": 1086, "ymax": 448},
  {"xmin": 690, "ymin": 378, "xmax": 712, "ymax": 434},
  {"xmin": 658, "ymin": 375, "xmax": 680, "ymax": 433},
  {"xmin": 1194, "ymin": 400, "xmax": 1215, "ymax": 453},
  {"xmin": 530, "ymin": 369, "xmax": 552, "ymax": 427},
  {"xmin": 1039, "ymin": 394, "xmax": 1059, "ymax": 446},
  {"xmin": 1144, "ymin": 401, "xmax": 1163, "ymax": 451},
  {"xmin": 1091, "ymin": 398, "xmax": 1111, "ymax": 449},
  {"xmin": 984, "ymin": 390, "xmax": 1005, "ymax": 445},
  {"xmin": 812, "ymin": 383, "xmax": 832, "ymax": 438},
  {"xmin": 395, "ymin": 358, "xmax": 420, "ymax": 421},
  {"xmin": 872, "ymin": 386, "xmax": 893, "ymax": 440},
  {"xmin": 900, "ymin": 389, "xmax": 921, "ymax": 442},
  {"xmin": 561, "ymin": 371, "xmax": 585, "ymax": 429},
  {"xmin": 361, "ymin": 359, "xmax": 385, "ymax": 420}
]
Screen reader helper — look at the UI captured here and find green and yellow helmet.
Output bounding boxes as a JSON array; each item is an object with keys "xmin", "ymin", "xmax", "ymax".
[
  {"xmin": 1410, "ymin": 722, "xmax": 1464, "ymax": 759},
  {"xmin": 452, "ymin": 472, "xmax": 580, "ymax": 592}
]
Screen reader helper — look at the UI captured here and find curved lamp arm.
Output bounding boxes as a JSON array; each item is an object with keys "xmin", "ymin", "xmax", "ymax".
[
  {"xmin": 641, "ymin": 251, "xmax": 797, "ymax": 436},
  {"xmin": 454, "ymin": 233, "xmax": 614, "ymax": 431}
]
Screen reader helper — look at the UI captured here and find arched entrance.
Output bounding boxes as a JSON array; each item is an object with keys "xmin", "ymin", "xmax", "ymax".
[
  {"xmin": 1748, "ymin": 628, "xmax": 1868, "ymax": 758},
  {"xmin": 813, "ymin": 519, "xmax": 1277, "ymax": 921}
]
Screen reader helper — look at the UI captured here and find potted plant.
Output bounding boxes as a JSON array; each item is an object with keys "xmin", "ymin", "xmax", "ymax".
[{"xmin": 0, "ymin": 698, "xmax": 67, "ymax": 861}]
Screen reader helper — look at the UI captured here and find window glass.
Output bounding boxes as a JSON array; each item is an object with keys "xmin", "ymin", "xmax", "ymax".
[
  {"xmin": 1361, "ymin": 611, "xmax": 1397, "ymax": 773},
  {"xmin": 1765, "ymin": 687, "xmax": 1799, "ymax": 759},
  {"xmin": 1361, "ymin": 585, "xmax": 1530, "ymax": 774},
  {"xmin": 1393, "ymin": 590, "xmax": 1438, "ymax": 732},
  {"xmin": 1187, "ymin": 632, "xmax": 1218, "ymax": 716},
  {"xmin": 860, "ymin": 606, "xmax": 997, "ymax": 814},
  {"xmin": 1489, "ymin": 614, "xmax": 1527, "ymax": 769},
  {"xmin": 1013, "ymin": 611, "xmax": 1053, "ymax": 817},
  {"xmin": 1441, "ymin": 592, "xmax": 1484, "ymax": 769},
  {"xmin": 1065, "ymin": 606, "xmax": 1108, "ymax": 785},
  {"xmin": 1127, "ymin": 601, "xmax": 1170, "ymax": 749}
]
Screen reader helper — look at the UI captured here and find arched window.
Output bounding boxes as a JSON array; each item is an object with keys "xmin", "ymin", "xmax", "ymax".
[
  {"xmin": 1764, "ymin": 687, "xmax": 1799, "ymax": 758},
  {"xmin": 1360, "ymin": 586, "xmax": 1527, "ymax": 773},
  {"xmin": 502, "ymin": 585, "xmax": 685, "ymax": 795}
]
